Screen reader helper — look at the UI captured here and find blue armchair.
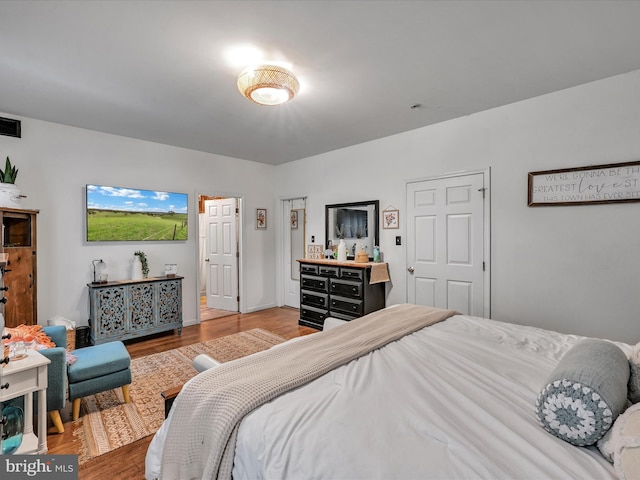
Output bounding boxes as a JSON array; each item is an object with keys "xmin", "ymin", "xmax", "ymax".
[{"xmin": 40, "ymin": 326, "xmax": 68, "ymax": 433}]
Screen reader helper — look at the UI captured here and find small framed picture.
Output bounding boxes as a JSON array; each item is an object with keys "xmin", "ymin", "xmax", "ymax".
[
  {"xmin": 307, "ymin": 244, "xmax": 324, "ymax": 259},
  {"xmin": 290, "ymin": 210, "xmax": 298, "ymax": 229},
  {"xmin": 164, "ymin": 264, "xmax": 178, "ymax": 277},
  {"xmin": 256, "ymin": 208, "xmax": 267, "ymax": 229},
  {"xmin": 383, "ymin": 209, "xmax": 399, "ymax": 229}
]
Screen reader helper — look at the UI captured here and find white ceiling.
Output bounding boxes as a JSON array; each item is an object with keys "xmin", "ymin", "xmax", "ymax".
[{"xmin": 2, "ymin": 1, "xmax": 640, "ymax": 165}]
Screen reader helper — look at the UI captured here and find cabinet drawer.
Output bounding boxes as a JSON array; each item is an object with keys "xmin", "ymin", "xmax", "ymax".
[
  {"xmin": 301, "ymin": 289, "xmax": 328, "ymax": 309},
  {"xmin": 300, "ymin": 264, "xmax": 318, "ymax": 275},
  {"xmin": 330, "ymin": 295, "xmax": 363, "ymax": 316},
  {"xmin": 301, "ymin": 274, "xmax": 329, "ymax": 292},
  {"xmin": 330, "ymin": 278, "xmax": 362, "ymax": 298},
  {"xmin": 339, "ymin": 267, "xmax": 364, "ymax": 281},
  {"xmin": 318, "ymin": 265, "xmax": 339, "ymax": 277},
  {"xmin": 300, "ymin": 304, "xmax": 328, "ymax": 325}
]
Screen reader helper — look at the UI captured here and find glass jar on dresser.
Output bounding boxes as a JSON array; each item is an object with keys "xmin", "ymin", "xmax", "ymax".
[
  {"xmin": 87, "ymin": 276, "xmax": 183, "ymax": 345},
  {"xmin": 298, "ymin": 259, "xmax": 386, "ymax": 330}
]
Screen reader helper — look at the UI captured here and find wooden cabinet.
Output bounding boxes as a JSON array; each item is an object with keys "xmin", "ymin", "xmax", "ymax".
[
  {"xmin": 1, "ymin": 208, "xmax": 38, "ymax": 327},
  {"xmin": 87, "ymin": 276, "xmax": 183, "ymax": 345},
  {"xmin": 298, "ymin": 259, "xmax": 386, "ymax": 329}
]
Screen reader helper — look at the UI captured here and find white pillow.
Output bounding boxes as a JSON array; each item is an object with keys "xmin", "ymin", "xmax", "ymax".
[{"xmin": 611, "ymin": 402, "xmax": 640, "ymax": 480}]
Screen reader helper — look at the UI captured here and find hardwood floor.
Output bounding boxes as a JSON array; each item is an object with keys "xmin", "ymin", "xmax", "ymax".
[
  {"xmin": 45, "ymin": 306, "xmax": 315, "ymax": 480},
  {"xmin": 199, "ymin": 294, "xmax": 237, "ymax": 321}
]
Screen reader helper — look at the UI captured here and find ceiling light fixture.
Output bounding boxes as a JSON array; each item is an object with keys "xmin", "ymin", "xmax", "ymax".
[{"xmin": 237, "ymin": 64, "xmax": 300, "ymax": 106}]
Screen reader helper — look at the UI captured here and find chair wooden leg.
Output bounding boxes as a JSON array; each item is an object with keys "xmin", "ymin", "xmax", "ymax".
[
  {"xmin": 49, "ymin": 410, "xmax": 64, "ymax": 433},
  {"xmin": 122, "ymin": 384, "xmax": 131, "ymax": 403},
  {"xmin": 72, "ymin": 398, "xmax": 82, "ymax": 421}
]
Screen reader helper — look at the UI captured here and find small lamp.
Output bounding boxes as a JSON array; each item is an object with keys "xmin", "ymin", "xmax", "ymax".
[{"xmin": 92, "ymin": 259, "xmax": 108, "ymax": 284}]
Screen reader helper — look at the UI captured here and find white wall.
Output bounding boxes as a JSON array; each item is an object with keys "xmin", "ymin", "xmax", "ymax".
[
  {"xmin": 0, "ymin": 117, "xmax": 278, "ymax": 328},
  {"xmin": 276, "ymin": 70, "xmax": 640, "ymax": 343}
]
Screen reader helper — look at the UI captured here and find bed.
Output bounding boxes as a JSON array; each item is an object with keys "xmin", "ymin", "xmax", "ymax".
[{"xmin": 145, "ymin": 304, "xmax": 639, "ymax": 480}]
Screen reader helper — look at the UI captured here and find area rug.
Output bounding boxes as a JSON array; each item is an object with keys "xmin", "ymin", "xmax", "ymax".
[{"xmin": 73, "ymin": 328, "xmax": 286, "ymax": 464}]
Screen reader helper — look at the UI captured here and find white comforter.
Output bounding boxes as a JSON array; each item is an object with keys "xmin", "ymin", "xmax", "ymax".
[{"xmin": 147, "ymin": 314, "xmax": 625, "ymax": 479}]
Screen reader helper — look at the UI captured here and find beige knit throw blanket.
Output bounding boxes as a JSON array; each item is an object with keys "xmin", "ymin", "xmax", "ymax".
[{"xmin": 160, "ymin": 304, "xmax": 458, "ymax": 480}]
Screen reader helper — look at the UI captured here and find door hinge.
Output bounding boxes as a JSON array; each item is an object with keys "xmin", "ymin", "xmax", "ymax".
[
  {"xmin": 478, "ymin": 187, "xmax": 487, "ymax": 198},
  {"xmin": 482, "ymin": 261, "xmax": 486, "ymax": 271},
  {"xmin": 236, "ymin": 251, "xmax": 240, "ymax": 258},
  {"xmin": 237, "ymin": 295, "xmax": 240, "ymax": 302}
]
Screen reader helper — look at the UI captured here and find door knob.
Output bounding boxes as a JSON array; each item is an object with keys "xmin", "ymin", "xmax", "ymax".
[
  {"xmin": 205, "ymin": 258, "xmax": 210, "ymax": 262},
  {"xmin": 407, "ymin": 267, "xmax": 415, "ymax": 273}
]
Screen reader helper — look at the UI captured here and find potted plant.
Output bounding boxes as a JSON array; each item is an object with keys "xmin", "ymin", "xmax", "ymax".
[
  {"xmin": 134, "ymin": 251, "xmax": 149, "ymax": 278},
  {"xmin": 0, "ymin": 157, "xmax": 22, "ymax": 208}
]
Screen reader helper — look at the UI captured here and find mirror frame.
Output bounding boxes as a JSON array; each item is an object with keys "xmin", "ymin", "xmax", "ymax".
[
  {"xmin": 290, "ymin": 208, "xmax": 305, "ymax": 280},
  {"xmin": 325, "ymin": 200, "xmax": 379, "ymax": 260}
]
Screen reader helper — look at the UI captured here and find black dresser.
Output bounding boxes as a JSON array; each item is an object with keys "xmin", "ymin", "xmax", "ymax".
[{"xmin": 298, "ymin": 259, "xmax": 387, "ymax": 329}]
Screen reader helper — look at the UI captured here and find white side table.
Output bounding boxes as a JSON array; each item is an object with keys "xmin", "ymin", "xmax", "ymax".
[{"xmin": 1, "ymin": 349, "xmax": 50, "ymax": 454}]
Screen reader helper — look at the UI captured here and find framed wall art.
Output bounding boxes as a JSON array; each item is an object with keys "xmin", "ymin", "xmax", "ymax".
[
  {"xmin": 256, "ymin": 208, "xmax": 267, "ymax": 229},
  {"xmin": 528, "ymin": 160, "xmax": 640, "ymax": 206},
  {"xmin": 382, "ymin": 208, "xmax": 399, "ymax": 229},
  {"xmin": 290, "ymin": 210, "xmax": 298, "ymax": 229}
]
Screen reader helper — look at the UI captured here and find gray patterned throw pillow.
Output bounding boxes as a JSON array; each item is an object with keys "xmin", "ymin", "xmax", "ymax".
[{"xmin": 535, "ymin": 339, "xmax": 630, "ymax": 446}]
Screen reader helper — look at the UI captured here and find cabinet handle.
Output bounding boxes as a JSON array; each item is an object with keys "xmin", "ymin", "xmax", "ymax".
[
  {"xmin": 0, "ymin": 382, "xmax": 8, "ymax": 389},
  {"xmin": 352, "ymin": 305, "xmax": 357, "ymax": 311},
  {"xmin": 352, "ymin": 287, "xmax": 357, "ymax": 292}
]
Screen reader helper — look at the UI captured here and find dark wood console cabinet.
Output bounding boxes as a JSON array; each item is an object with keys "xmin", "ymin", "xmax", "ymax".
[{"xmin": 298, "ymin": 259, "xmax": 386, "ymax": 330}]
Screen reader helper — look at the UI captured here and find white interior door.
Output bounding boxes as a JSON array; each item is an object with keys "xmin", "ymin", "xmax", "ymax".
[
  {"xmin": 406, "ymin": 172, "xmax": 489, "ymax": 316},
  {"xmin": 205, "ymin": 198, "xmax": 238, "ymax": 311}
]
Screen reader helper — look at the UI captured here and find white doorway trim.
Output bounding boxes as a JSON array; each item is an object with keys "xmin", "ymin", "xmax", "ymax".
[
  {"xmin": 405, "ymin": 168, "xmax": 491, "ymax": 316},
  {"xmin": 195, "ymin": 192, "xmax": 245, "ymax": 322}
]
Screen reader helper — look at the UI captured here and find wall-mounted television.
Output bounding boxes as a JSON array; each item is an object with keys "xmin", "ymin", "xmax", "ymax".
[{"xmin": 86, "ymin": 184, "xmax": 188, "ymax": 242}]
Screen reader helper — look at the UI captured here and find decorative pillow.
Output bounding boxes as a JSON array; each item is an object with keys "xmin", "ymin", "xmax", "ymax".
[
  {"xmin": 611, "ymin": 402, "xmax": 640, "ymax": 480},
  {"xmin": 535, "ymin": 339, "xmax": 630, "ymax": 446},
  {"xmin": 628, "ymin": 344, "xmax": 640, "ymax": 404}
]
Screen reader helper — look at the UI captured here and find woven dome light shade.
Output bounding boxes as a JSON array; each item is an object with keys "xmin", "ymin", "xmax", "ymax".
[{"xmin": 237, "ymin": 64, "xmax": 300, "ymax": 106}]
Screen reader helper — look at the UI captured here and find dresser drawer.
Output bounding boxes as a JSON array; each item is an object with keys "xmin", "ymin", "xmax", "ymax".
[
  {"xmin": 300, "ymin": 263, "xmax": 318, "ymax": 275},
  {"xmin": 300, "ymin": 304, "xmax": 329, "ymax": 326},
  {"xmin": 328, "ymin": 310, "xmax": 359, "ymax": 322},
  {"xmin": 339, "ymin": 267, "xmax": 364, "ymax": 281},
  {"xmin": 330, "ymin": 295, "xmax": 363, "ymax": 316},
  {"xmin": 318, "ymin": 265, "xmax": 339, "ymax": 277},
  {"xmin": 301, "ymin": 289, "xmax": 328, "ymax": 309},
  {"xmin": 330, "ymin": 278, "xmax": 362, "ymax": 298},
  {"xmin": 301, "ymin": 274, "xmax": 329, "ymax": 292}
]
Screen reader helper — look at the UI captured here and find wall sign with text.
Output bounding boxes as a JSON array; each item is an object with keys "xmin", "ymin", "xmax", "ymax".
[{"xmin": 528, "ymin": 161, "xmax": 640, "ymax": 206}]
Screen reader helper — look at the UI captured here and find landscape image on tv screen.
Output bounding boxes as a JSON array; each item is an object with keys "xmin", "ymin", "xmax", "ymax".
[{"xmin": 86, "ymin": 184, "xmax": 188, "ymax": 241}]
